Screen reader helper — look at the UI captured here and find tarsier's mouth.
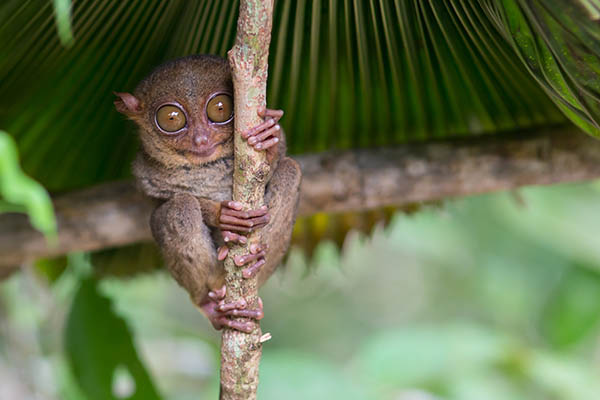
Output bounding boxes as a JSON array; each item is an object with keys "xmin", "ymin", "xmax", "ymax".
[
  {"xmin": 184, "ymin": 137, "xmax": 232, "ymax": 158},
  {"xmin": 187, "ymin": 146, "xmax": 217, "ymax": 157}
]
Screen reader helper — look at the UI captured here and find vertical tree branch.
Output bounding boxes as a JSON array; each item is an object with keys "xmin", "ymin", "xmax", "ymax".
[{"xmin": 220, "ymin": 1, "xmax": 274, "ymax": 399}]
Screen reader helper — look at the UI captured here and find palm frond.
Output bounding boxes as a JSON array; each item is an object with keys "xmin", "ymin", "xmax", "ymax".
[
  {"xmin": 482, "ymin": 0, "xmax": 600, "ymax": 135},
  {"xmin": 1, "ymin": 0, "xmax": 562, "ymax": 192}
]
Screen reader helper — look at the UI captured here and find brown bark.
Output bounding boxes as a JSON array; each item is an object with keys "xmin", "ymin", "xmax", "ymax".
[
  {"xmin": 219, "ymin": 1, "xmax": 274, "ymax": 399},
  {"xmin": 1, "ymin": 126, "xmax": 599, "ymax": 269}
]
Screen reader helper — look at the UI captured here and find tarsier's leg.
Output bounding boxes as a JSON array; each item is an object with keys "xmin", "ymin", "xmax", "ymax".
[
  {"xmin": 150, "ymin": 193, "xmax": 218, "ymax": 306},
  {"xmin": 151, "ymin": 194, "xmax": 256, "ymax": 332}
]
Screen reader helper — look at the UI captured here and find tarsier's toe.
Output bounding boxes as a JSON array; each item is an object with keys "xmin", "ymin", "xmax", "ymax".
[
  {"xmin": 207, "ymin": 285, "xmax": 226, "ymax": 301},
  {"xmin": 210, "ymin": 296, "xmax": 264, "ymax": 332}
]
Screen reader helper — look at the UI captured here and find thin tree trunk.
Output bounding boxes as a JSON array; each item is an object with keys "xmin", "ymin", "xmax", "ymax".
[{"xmin": 219, "ymin": 1, "xmax": 274, "ymax": 399}]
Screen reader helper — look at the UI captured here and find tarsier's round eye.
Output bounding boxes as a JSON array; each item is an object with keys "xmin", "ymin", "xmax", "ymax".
[
  {"xmin": 156, "ymin": 105, "xmax": 186, "ymax": 133},
  {"xmin": 206, "ymin": 94, "xmax": 233, "ymax": 123}
]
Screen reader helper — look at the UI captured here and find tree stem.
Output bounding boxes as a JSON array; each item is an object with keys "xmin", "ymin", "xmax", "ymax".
[{"xmin": 219, "ymin": 1, "xmax": 274, "ymax": 399}]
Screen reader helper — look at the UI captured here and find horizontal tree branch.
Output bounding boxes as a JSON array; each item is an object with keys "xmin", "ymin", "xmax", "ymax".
[{"xmin": 2, "ymin": 126, "xmax": 599, "ymax": 268}]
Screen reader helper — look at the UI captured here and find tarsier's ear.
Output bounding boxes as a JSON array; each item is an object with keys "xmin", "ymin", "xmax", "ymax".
[{"xmin": 114, "ymin": 92, "xmax": 142, "ymax": 116}]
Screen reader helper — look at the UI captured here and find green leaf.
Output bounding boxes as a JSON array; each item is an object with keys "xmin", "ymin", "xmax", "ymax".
[
  {"xmin": 482, "ymin": 0, "xmax": 600, "ymax": 136},
  {"xmin": 0, "ymin": 130, "xmax": 56, "ymax": 236},
  {"xmin": 65, "ymin": 278, "xmax": 162, "ymax": 400},
  {"xmin": 52, "ymin": 0, "xmax": 74, "ymax": 46},
  {"xmin": 34, "ymin": 255, "xmax": 68, "ymax": 284},
  {"xmin": 540, "ymin": 265, "xmax": 600, "ymax": 349}
]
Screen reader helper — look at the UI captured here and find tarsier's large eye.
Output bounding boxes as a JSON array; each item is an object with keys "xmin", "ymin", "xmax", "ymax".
[
  {"xmin": 156, "ymin": 104, "xmax": 186, "ymax": 133},
  {"xmin": 206, "ymin": 94, "xmax": 233, "ymax": 123}
]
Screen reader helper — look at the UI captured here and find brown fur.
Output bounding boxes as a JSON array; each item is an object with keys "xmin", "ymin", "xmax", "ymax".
[{"xmin": 115, "ymin": 55, "xmax": 301, "ymax": 309}]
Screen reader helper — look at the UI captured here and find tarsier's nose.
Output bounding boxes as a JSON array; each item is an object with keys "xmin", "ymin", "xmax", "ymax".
[{"xmin": 194, "ymin": 134, "xmax": 209, "ymax": 146}]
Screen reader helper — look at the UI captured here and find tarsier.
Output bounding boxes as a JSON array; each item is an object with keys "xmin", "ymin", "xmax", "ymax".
[{"xmin": 114, "ymin": 55, "xmax": 301, "ymax": 332}]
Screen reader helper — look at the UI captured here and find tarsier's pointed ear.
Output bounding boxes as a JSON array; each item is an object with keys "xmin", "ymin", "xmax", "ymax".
[{"xmin": 114, "ymin": 92, "xmax": 142, "ymax": 116}]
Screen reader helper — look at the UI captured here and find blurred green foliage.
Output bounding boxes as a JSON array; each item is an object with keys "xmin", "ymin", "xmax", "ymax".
[
  {"xmin": 0, "ymin": 130, "xmax": 55, "ymax": 236},
  {"xmin": 65, "ymin": 278, "xmax": 161, "ymax": 400},
  {"xmin": 2, "ymin": 182, "xmax": 600, "ymax": 399}
]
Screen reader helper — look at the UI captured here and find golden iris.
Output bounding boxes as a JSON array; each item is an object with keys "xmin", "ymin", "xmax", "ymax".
[
  {"xmin": 156, "ymin": 105, "xmax": 186, "ymax": 132},
  {"xmin": 206, "ymin": 94, "xmax": 233, "ymax": 123}
]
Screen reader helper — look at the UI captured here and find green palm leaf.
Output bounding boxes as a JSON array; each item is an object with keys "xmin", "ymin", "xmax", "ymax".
[
  {"xmin": 482, "ymin": 0, "xmax": 600, "ymax": 136},
  {"xmin": 1, "ymin": 0, "xmax": 568, "ymax": 193}
]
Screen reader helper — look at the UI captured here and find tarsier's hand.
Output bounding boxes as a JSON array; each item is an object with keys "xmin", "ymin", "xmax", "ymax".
[
  {"xmin": 242, "ymin": 108, "xmax": 284, "ymax": 162},
  {"xmin": 217, "ymin": 201, "xmax": 269, "ymax": 279}
]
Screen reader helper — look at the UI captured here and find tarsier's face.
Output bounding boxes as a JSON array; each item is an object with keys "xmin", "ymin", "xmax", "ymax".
[{"xmin": 115, "ymin": 55, "xmax": 235, "ymax": 167}]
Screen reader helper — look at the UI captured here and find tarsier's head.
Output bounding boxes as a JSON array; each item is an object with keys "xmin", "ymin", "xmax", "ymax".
[{"xmin": 115, "ymin": 55, "xmax": 234, "ymax": 167}]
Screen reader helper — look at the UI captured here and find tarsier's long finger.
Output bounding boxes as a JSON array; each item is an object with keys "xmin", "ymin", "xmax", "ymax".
[
  {"xmin": 220, "ymin": 214, "xmax": 270, "ymax": 228},
  {"xmin": 216, "ymin": 298, "xmax": 247, "ymax": 312},
  {"xmin": 242, "ymin": 118, "xmax": 277, "ymax": 139},
  {"xmin": 254, "ymin": 137, "xmax": 280, "ymax": 151},
  {"xmin": 218, "ymin": 223, "xmax": 252, "ymax": 233},
  {"xmin": 249, "ymin": 127, "xmax": 281, "ymax": 150},
  {"xmin": 220, "ymin": 201, "xmax": 243, "ymax": 211},
  {"xmin": 259, "ymin": 107, "xmax": 284, "ymax": 121},
  {"xmin": 249, "ymin": 124, "xmax": 280, "ymax": 144},
  {"xmin": 220, "ymin": 318, "xmax": 255, "ymax": 333},
  {"xmin": 221, "ymin": 205, "xmax": 268, "ymax": 219},
  {"xmin": 217, "ymin": 245, "xmax": 229, "ymax": 261},
  {"xmin": 234, "ymin": 251, "xmax": 266, "ymax": 267},
  {"xmin": 222, "ymin": 231, "xmax": 247, "ymax": 245},
  {"xmin": 223, "ymin": 307, "xmax": 264, "ymax": 320},
  {"xmin": 243, "ymin": 258, "xmax": 265, "ymax": 279}
]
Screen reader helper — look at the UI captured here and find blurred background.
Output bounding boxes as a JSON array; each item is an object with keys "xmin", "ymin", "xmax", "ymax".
[{"xmin": 3, "ymin": 180, "xmax": 600, "ymax": 400}]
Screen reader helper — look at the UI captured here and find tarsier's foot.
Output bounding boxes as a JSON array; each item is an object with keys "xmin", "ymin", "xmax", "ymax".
[{"xmin": 201, "ymin": 285, "xmax": 264, "ymax": 333}]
